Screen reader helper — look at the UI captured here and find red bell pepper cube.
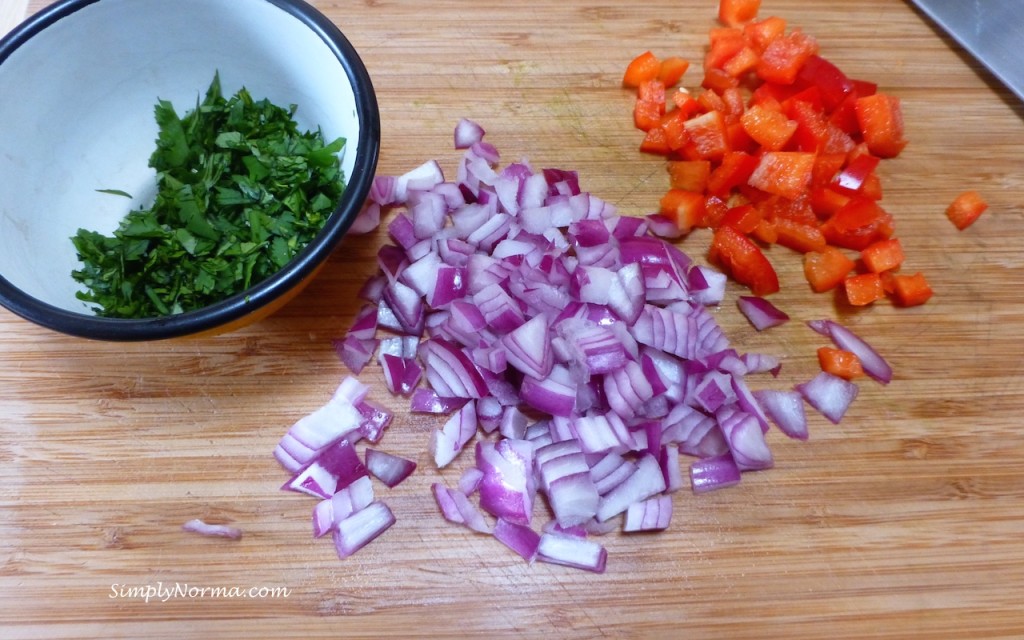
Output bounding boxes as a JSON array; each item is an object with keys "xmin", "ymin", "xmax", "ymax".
[
  {"xmin": 889, "ymin": 272, "xmax": 933, "ymax": 307},
  {"xmin": 703, "ymin": 195, "xmax": 731, "ymax": 228},
  {"xmin": 797, "ymin": 55, "xmax": 854, "ymax": 111},
  {"xmin": 860, "ymin": 238, "xmax": 905, "ymax": 273},
  {"xmin": 718, "ymin": 0, "xmax": 762, "ymax": 27},
  {"xmin": 809, "ymin": 186, "xmax": 851, "ymax": 219},
  {"xmin": 946, "ymin": 190, "xmax": 989, "ymax": 230},
  {"xmin": 756, "ymin": 30, "xmax": 818, "ymax": 85},
  {"xmin": 719, "ymin": 203, "xmax": 763, "ymax": 234},
  {"xmin": 855, "ymin": 93, "xmax": 907, "ymax": 158},
  {"xmin": 710, "ymin": 224, "xmax": 780, "ymax": 296},
  {"xmin": 803, "ymin": 246, "xmax": 856, "ymax": 293},
  {"xmin": 707, "ymin": 151, "xmax": 760, "ymax": 197},
  {"xmin": 833, "ymin": 152, "xmax": 881, "ymax": 195},
  {"xmin": 640, "ymin": 126, "xmax": 671, "ymax": 155},
  {"xmin": 667, "ymin": 160, "xmax": 711, "ymax": 192},
  {"xmin": 821, "ymin": 197, "xmax": 894, "ymax": 250},
  {"xmin": 660, "ymin": 189, "xmax": 707, "ymax": 232},
  {"xmin": 747, "ymin": 151, "xmax": 816, "ymax": 200},
  {"xmin": 772, "ymin": 217, "xmax": 827, "ymax": 253},
  {"xmin": 624, "ymin": 51, "xmax": 662, "ymax": 88},
  {"xmin": 684, "ymin": 110, "xmax": 731, "ymax": 160},
  {"xmin": 743, "ymin": 16, "xmax": 787, "ymax": 55},
  {"xmin": 740, "ymin": 103, "xmax": 797, "ymax": 151},
  {"xmin": 844, "ymin": 272, "xmax": 885, "ymax": 306},
  {"xmin": 817, "ymin": 347, "xmax": 865, "ymax": 380},
  {"xmin": 658, "ymin": 57, "xmax": 690, "ymax": 86}
]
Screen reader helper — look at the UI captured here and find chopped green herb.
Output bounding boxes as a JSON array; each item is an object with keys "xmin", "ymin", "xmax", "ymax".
[
  {"xmin": 95, "ymin": 189, "xmax": 134, "ymax": 199},
  {"xmin": 71, "ymin": 72, "xmax": 346, "ymax": 318}
]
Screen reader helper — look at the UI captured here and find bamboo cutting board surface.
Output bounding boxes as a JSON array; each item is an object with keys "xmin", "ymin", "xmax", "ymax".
[{"xmin": 3, "ymin": 1, "xmax": 1024, "ymax": 638}]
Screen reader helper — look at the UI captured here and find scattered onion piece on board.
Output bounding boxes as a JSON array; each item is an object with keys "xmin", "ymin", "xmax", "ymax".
[
  {"xmin": 181, "ymin": 519, "xmax": 243, "ymax": 540},
  {"xmin": 736, "ymin": 295, "xmax": 790, "ymax": 331}
]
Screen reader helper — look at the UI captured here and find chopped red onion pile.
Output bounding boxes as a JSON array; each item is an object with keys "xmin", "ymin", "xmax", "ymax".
[{"xmin": 275, "ymin": 119, "xmax": 894, "ymax": 571}]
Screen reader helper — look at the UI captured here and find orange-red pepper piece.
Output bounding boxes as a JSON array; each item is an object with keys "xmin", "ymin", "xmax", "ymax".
[
  {"xmin": 710, "ymin": 225, "xmax": 780, "ymax": 296},
  {"xmin": 817, "ymin": 347, "xmax": 865, "ymax": 380},
  {"xmin": 844, "ymin": 272, "xmax": 885, "ymax": 306},
  {"xmin": 854, "ymin": 93, "xmax": 907, "ymax": 158},
  {"xmin": 803, "ymin": 246, "xmax": 855, "ymax": 293},
  {"xmin": 658, "ymin": 57, "xmax": 691, "ymax": 87},
  {"xmin": 707, "ymin": 151, "xmax": 759, "ymax": 197},
  {"xmin": 740, "ymin": 103, "xmax": 797, "ymax": 151},
  {"xmin": 667, "ymin": 160, "xmax": 712, "ymax": 192},
  {"xmin": 890, "ymin": 272, "xmax": 933, "ymax": 307},
  {"xmin": 747, "ymin": 151, "xmax": 816, "ymax": 200},
  {"xmin": 684, "ymin": 110, "xmax": 731, "ymax": 160},
  {"xmin": 821, "ymin": 197, "xmax": 894, "ymax": 251},
  {"xmin": 772, "ymin": 217, "xmax": 827, "ymax": 253},
  {"xmin": 946, "ymin": 190, "xmax": 989, "ymax": 230},
  {"xmin": 860, "ymin": 238, "xmax": 905, "ymax": 273},
  {"xmin": 743, "ymin": 16, "xmax": 787, "ymax": 55},
  {"xmin": 624, "ymin": 51, "xmax": 662, "ymax": 88},
  {"xmin": 718, "ymin": 0, "xmax": 762, "ymax": 27},
  {"xmin": 756, "ymin": 30, "xmax": 818, "ymax": 85},
  {"xmin": 660, "ymin": 189, "xmax": 707, "ymax": 232}
]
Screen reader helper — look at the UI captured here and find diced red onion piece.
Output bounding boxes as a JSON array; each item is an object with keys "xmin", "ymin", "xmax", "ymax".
[
  {"xmin": 346, "ymin": 304, "xmax": 379, "ymax": 340},
  {"xmin": 395, "ymin": 159, "xmax": 444, "ymax": 202},
  {"xmin": 181, "ymin": 519, "xmax": 242, "ymax": 540},
  {"xmin": 410, "ymin": 388, "xmax": 467, "ymax": 414},
  {"xmin": 476, "ymin": 440, "xmax": 536, "ymax": 526},
  {"xmin": 716, "ymin": 407, "xmax": 774, "ymax": 471},
  {"xmin": 458, "ymin": 467, "xmax": 484, "ymax": 495},
  {"xmin": 797, "ymin": 371, "xmax": 859, "ymax": 424},
  {"xmin": 659, "ymin": 444, "xmax": 684, "ymax": 493},
  {"xmin": 493, "ymin": 518, "xmax": 541, "ymax": 563},
  {"xmin": 689, "ymin": 454, "xmax": 742, "ymax": 493},
  {"xmin": 596, "ymin": 454, "xmax": 666, "ymax": 522},
  {"xmin": 282, "ymin": 438, "xmax": 369, "ymax": 499},
  {"xmin": 644, "ymin": 214, "xmax": 686, "ymax": 239},
  {"xmin": 521, "ymin": 365, "xmax": 577, "ymax": 418},
  {"xmin": 536, "ymin": 532, "xmax": 607, "ymax": 573},
  {"xmin": 432, "ymin": 483, "xmax": 491, "ymax": 533},
  {"xmin": 623, "ymin": 494, "xmax": 673, "ymax": 532},
  {"xmin": 454, "ymin": 118, "xmax": 485, "ymax": 149},
  {"xmin": 314, "ymin": 475, "xmax": 375, "ymax": 537},
  {"xmin": 430, "ymin": 400, "xmax": 478, "ymax": 468},
  {"xmin": 274, "ymin": 390, "xmax": 365, "ymax": 473},
  {"xmin": 689, "ymin": 266, "xmax": 727, "ymax": 306},
  {"xmin": 365, "ymin": 448, "xmax": 417, "ymax": 488},
  {"xmin": 332, "ymin": 501, "xmax": 396, "ymax": 559},
  {"xmin": 737, "ymin": 296, "xmax": 790, "ymax": 331},
  {"xmin": 420, "ymin": 339, "xmax": 489, "ymax": 399},
  {"xmin": 334, "ymin": 335, "xmax": 377, "ymax": 375},
  {"xmin": 754, "ymin": 389, "xmax": 809, "ymax": 440},
  {"xmin": 356, "ymin": 400, "xmax": 393, "ymax": 443},
  {"xmin": 500, "ymin": 313, "xmax": 554, "ymax": 379},
  {"xmin": 350, "ymin": 201, "xmax": 381, "ymax": 234}
]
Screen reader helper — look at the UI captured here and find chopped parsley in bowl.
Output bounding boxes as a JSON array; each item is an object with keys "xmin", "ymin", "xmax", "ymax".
[{"xmin": 0, "ymin": 0, "xmax": 379, "ymax": 340}]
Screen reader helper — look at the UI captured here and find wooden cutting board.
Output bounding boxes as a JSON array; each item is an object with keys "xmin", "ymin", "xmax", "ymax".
[{"xmin": 3, "ymin": 1, "xmax": 1023, "ymax": 638}]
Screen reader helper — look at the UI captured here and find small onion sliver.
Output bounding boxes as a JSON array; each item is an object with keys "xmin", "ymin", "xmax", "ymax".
[{"xmin": 182, "ymin": 519, "xmax": 242, "ymax": 540}]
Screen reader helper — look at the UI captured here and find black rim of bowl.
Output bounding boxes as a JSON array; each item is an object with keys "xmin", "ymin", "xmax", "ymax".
[{"xmin": 0, "ymin": 0, "xmax": 380, "ymax": 341}]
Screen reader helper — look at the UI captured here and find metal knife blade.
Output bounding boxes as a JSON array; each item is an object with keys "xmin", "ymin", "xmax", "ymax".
[{"xmin": 909, "ymin": 0, "xmax": 1024, "ymax": 102}]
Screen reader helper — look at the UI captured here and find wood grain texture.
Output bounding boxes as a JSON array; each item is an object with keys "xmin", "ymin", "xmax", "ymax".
[{"xmin": 3, "ymin": 1, "xmax": 1023, "ymax": 638}]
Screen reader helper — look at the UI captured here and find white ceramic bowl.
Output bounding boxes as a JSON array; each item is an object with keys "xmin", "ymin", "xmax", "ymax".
[{"xmin": 0, "ymin": 0, "xmax": 379, "ymax": 340}]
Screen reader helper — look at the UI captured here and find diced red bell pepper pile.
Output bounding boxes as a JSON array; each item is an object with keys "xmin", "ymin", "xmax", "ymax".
[{"xmin": 623, "ymin": 0, "xmax": 945, "ymax": 308}]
